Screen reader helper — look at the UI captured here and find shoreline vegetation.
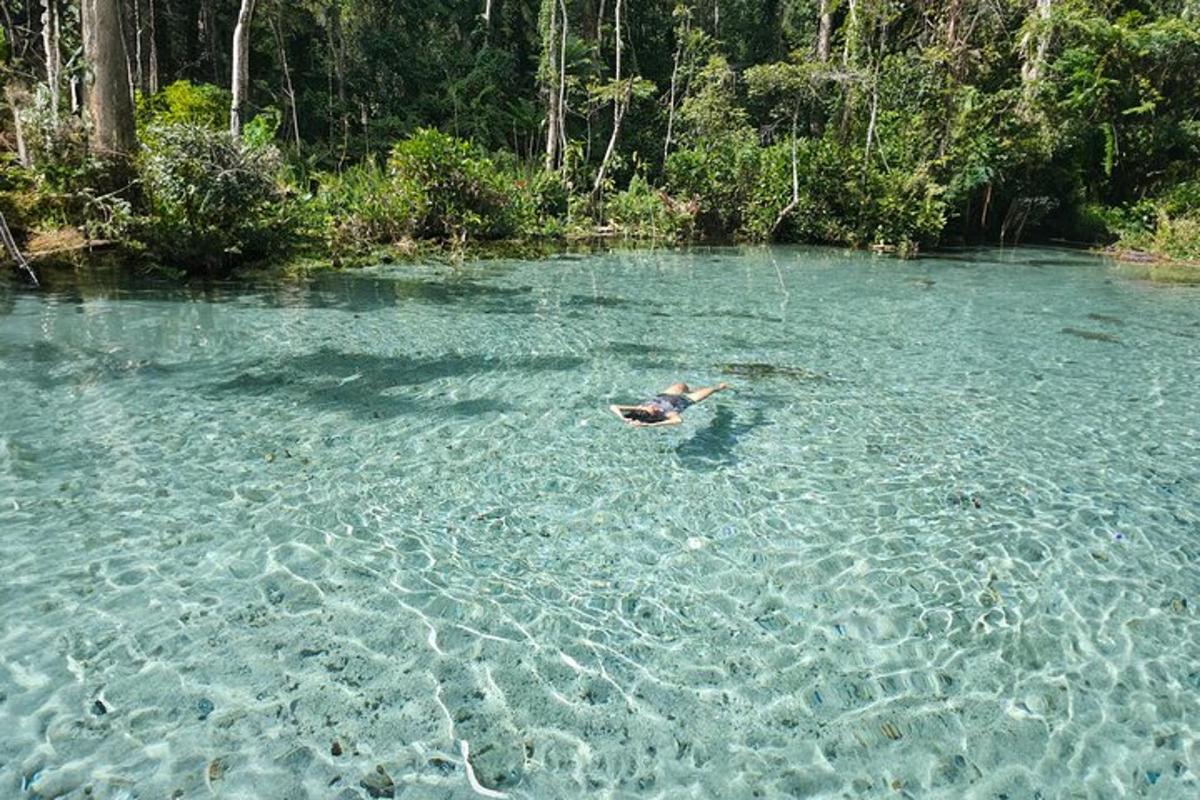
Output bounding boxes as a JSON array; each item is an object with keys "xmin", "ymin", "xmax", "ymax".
[{"xmin": 3, "ymin": 2, "xmax": 1199, "ymax": 286}]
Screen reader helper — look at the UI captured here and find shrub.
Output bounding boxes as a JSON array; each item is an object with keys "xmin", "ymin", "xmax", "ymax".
[
  {"xmin": 136, "ymin": 80, "xmax": 231, "ymax": 134},
  {"xmin": 388, "ymin": 128, "xmax": 516, "ymax": 241},
  {"xmin": 315, "ymin": 158, "xmax": 425, "ymax": 256},
  {"xmin": 138, "ymin": 123, "xmax": 289, "ymax": 271},
  {"xmin": 665, "ymin": 130, "xmax": 763, "ymax": 237},
  {"xmin": 602, "ymin": 174, "xmax": 694, "ymax": 240}
]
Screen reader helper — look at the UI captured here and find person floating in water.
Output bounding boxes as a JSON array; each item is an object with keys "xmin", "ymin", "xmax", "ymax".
[{"xmin": 610, "ymin": 381, "xmax": 731, "ymax": 427}]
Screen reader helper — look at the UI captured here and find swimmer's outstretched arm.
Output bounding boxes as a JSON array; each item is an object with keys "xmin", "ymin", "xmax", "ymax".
[{"xmin": 685, "ymin": 382, "xmax": 731, "ymax": 404}]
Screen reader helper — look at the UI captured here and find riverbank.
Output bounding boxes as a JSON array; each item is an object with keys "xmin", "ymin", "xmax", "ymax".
[{"xmin": 1107, "ymin": 247, "xmax": 1200, "ymax": 285}]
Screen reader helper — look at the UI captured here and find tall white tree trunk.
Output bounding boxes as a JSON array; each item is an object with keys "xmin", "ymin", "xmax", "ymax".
[
  {"xmin": 41, "ymin": 0, "xmax": 62, "ymax": 127},
  {"xmin": 1021, "ymin": 0, "xmax": 1053, "ymax": 86},
  {"xmin": 82, "ymin": 0, "xmax": 138, "ymax": 160},
  {"xmin": 543, "ymin": 0, "xmax": 560, "ymax": 170},
  {"xmin": 591, "ymin": 0, "xmax": 626, "ymax": 204},
  {"xmin": 556, "ymin": 0, "xmax": 568, "ymax": 161},
  {"xmin": 230, "ymin": 0, "xmax": 256, "ymax": 136},
  {"xmin": 863, "ymin": 17, "xmax": 887, "ymax": 175},
  {"xmin": 663, "ymin": 8, "xmax": 689, "ymax": 168}
]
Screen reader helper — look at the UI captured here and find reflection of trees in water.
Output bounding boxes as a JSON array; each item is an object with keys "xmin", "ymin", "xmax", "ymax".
[{"xmin": 675, "ymin": 405, "xmax": 769, "ymax": 470}]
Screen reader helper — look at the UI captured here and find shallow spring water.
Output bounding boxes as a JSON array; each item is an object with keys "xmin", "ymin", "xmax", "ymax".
[{"xmin": 1, "ymin": 246, "xmax": 1198, "ymax": 799}]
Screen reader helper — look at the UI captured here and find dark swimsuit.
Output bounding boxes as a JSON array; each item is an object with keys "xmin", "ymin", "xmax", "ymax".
[{"xmin": 646, "ymin": 393, "xmax": 693, "ymax": 417}]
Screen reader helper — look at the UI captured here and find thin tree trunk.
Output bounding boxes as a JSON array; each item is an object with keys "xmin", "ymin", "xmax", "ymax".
[
  {"xmin": 41, "ymin": 0, "xmax": 62, "ymax": 127},
  {"xmin": 556, "ymin": 0, "xmax": 568, "ymax": 161},
  {"xmin": 771, "ymin": 107, "xmax": 800, "ymax": 235},
  {"xmin": 543, "ymin": 0, "xmax": 560, "ymax": 170},
  {"xmin": 863, "ymin": 17, "xmax": 886, "ymax": 175},
  {"xmin": 1021, "ymin": 0, "xmax": 1052, "ymax": 87},
  {"xmin": 119, "ymin": 0, "xmax": 137, "ymax": 103},
  {"xmin": 839, "ymin": 0, "xmax": 860, "ymax": 138},
  {"xmin": 132, "ymin": 0, "xmax": 144, "ymax": 93},
  {"xmin": 842, "ymin": 0, "xmax": 857, "ymax": 66},
  {"xmin": 816, "ymin": 0, "xmax": 832, "ymax": 62},
  {"xmin": 200, "ymin": 0, "xmax": 218, "ymax": 84},
  {"xmin": 663, "ymin": 7, "xmax": 689, "ymax": 168},
  {"xmin": 82, "ymin": 0, "xmax": 138, "ymax": 161},
  {"xmin": 1, "ymin": 210, "xmax": 41, "ymax": 288},
  {"xmin": 330, "ymin": 3, "xmax": 349, "ymax": 167},
  {"xmin": 230, "ymin": 0, "xmax": 256, "ymax": 136},
  {"xmin": 271, "ymin": 15, "xmax": 300, "ymax": 152},
  {"xmin": 147, "ymin": 0, "xmax": 158, "ymax": 93},
  {"xmin": 591, "ymin": 0, "xmax": 626, "ymax": 205},
  {"xmin": 0, "ymin": 2, "xmax": 16, "ymax": 65},
  {"xmin": 4, "ymin": 84, "xmax": 31, "ymax": 167}
]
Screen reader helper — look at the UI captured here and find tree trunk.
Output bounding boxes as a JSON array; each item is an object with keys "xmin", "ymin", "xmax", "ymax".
[
  {"xmin": 663, "ymin": 8, "xmax": 688, "ymax": 169},
  {"xmin": 591, "ymin": 0, "xmax": 626, "ymax": 205},
  {"xmin": 556, "ymin": 0, "xmax": 568, "ymax": 162},
  {"xmin": 0, "ymin": 2, "xmax": 17, "ymax": 66},
  {"xmin": 328, "ymin": 3, "xmax": 349, "ymax": 167},
  {"xmin": 200, "ymin": 0, "xmax": 219, "ymax": 84},
  {"xmin": 147, "ymin": 0, "xmax": 158, "ymax": 93},
  {"xmin": 1021, "ymin": 0, "xmax": 1052, "ymax": 87},
  {"xmin": 771, "ymin": 107, "xmax": 800, "ymax": 236},
  {"xmin": 41, "ymin": 0, "xmax": 62, "ymax": 127},
  {"xmin": 131, "ymin": 0, "xmax": 143, "ymax": 93},
  {"xmin": 542, "ymin": 0, "xmax": 560, "ymax": 170},
  {"xmin": 842, "ymin": 0, "xmax": 858, "ymax": 66},
  {"xmin": 120, "ymin": 0, "xmax": 137, "ymax": 103},
  {"xmin": 271, "ymin": 14, "xmax": 300, "ymax": 152},
  {"xmin": 4, "ymin": 84, "xmax": 31, "ymax": 167},
  {"xmin": 816, "ymin": 0, "xmax": 832, "ymax": 62},
  {"xmin": 82, "ymin": 0, "xmax": 138, "ymax": 160},
  {"xmin": 862, "ymin": 16, "xmax": 887, "ymax": 176},
  {"xmin": 230, "ymin": 0, "xmax": 256, "ymax": 136}
]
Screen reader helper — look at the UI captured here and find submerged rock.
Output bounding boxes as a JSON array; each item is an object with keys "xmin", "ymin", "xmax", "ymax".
[
  {"xmin": 718, "ymin": 362, "xmax": 831, "ymax": 381},
  {"xmin": 197, "ymin": 698, "xmax": 214, "ymax": 720},
  {"xmin": 1061, "ymin": 327, "xmax": 1122, "ymax": 344},
  {"xmin": 361, "ymin": 765, "xmax": 395, "ymax": 798},
  {"xmin": 1087, "ymin": 313, "xmax": 1124, "ymax": 325}
]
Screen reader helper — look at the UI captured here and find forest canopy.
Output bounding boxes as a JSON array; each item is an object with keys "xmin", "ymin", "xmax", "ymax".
[{"xmin": 2, "ymin": 0, "xmax": 1199, "ymax": 272}]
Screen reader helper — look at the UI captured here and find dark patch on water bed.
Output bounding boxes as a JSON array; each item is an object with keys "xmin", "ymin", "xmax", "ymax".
[
  {"xmin": 689, "ymin": 309, "xmax": 783, "ymax": 323},
  {"xmin": 1060, "ymin": 327, "xmax": 1122, "ymax": 344},
  {"xmin": 1086, "ymin": 313, "xmax": 1124, "ymax": 325},
  {"xmin": 562, "ymin": 293, "xmax": 636, "ymax": 309},
  {"xmin": 718, "ymin": 362, "xmax": 834, "ymax": 381},
  {"xmin": 210, "ymin": 348, "xmax": 581, "ymax": 419},
  {"xmin": 676, "ymin": 406, "xmax": 768, "ymax": 470},
  {"xmin": 605, "ymin": 341, "xmax": 683, "ymax": 357}
]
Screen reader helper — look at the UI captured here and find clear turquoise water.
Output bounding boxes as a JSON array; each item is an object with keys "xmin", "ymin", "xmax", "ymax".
[{"xmin": 1, "ymin": 247, "xmax": 1198, "ymax": 799}]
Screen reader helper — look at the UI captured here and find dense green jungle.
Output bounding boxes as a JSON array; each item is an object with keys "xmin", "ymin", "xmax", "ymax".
[{"xmin": 2, "ymin": 0, "xmax": 1199, "ymax": 280}]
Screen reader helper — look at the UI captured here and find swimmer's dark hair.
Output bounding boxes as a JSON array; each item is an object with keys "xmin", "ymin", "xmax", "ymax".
[{"xmin": 623, "ymin": 408, "xmax": 665, "ymax": 424}]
